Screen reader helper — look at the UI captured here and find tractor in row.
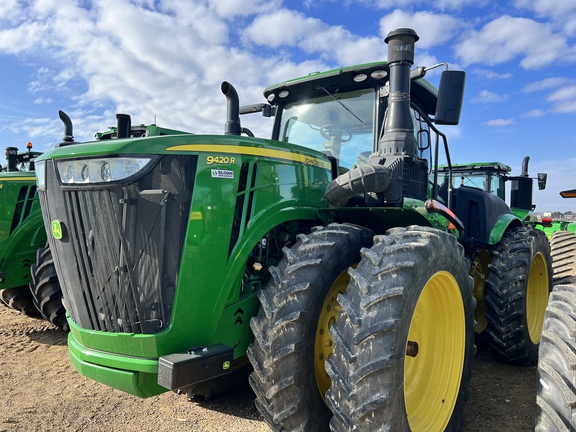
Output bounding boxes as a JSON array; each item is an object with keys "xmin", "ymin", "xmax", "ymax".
[{"xmin": 0, "ymin": 143, "xmax": 66, "ymax": 329}]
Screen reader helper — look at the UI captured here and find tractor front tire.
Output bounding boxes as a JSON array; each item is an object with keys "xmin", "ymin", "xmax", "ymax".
[
  {"xmin": 326, "ymin": 226, "xmax": 475, "ymax": 432},
  {"xmin": 485, "ymin": 227, "xmax": 552, "ymax": 365},
  {"xmin": 536, "ymin": 284, "xmax": 576, "ymax": 431},
  {"xmin": 29, "ymin": 246, "xmax": 68, "ymax": 330},
  {"xmin": 247, "ymin": 223, "xmax": 374, "ymax": 431},
  {"xmin": 550, "ymin": 230, "xmax": 576, "ymax": 285},
  {"xmin": 0, "ymin": 286, "xmax": 39, "ymax": 316}
]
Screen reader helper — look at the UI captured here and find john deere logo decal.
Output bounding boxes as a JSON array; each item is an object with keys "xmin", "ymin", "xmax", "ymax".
[{"xmin": 51, "ymin": 220, "xmax": 63, "ymax": 240}]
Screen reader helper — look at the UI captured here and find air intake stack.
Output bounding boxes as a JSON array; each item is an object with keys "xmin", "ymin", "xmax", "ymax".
[{"xmin": 379, "ymin": 28, "xmax": 419, "ymax": 158}]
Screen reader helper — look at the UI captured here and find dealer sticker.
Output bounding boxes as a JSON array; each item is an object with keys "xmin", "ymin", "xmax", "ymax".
[{"xmin": 211, "ymin": 169, "xmax": 234, "ymax": 179}]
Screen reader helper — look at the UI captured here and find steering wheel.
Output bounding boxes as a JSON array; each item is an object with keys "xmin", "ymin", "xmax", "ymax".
[{"xmin": 320, "ymin": 124, "xmax": 352, "ymax": 143}]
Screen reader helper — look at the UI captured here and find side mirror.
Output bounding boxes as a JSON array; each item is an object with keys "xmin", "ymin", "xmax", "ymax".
[
  {"xmin": 537, "ymin": 173, "xmax": 547, "ymax": 190},
  {"xmin": 435, "ymin": 70, "xmax": 466, "ymax": 125}
]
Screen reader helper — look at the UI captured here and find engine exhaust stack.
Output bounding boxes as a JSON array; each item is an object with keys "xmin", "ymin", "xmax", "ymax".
[
  {"xmin": 57, "ymin": 110, "xmax": 76, "ymax": 147},
  {"xmin": 221, "ymin": 81, "xmax": 241, "ymax": 136}
]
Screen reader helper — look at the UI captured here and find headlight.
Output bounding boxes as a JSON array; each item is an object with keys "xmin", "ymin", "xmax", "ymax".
[
  {"xmin": 56, "ymin": 157, "xmax": 154, "ymax": 185},
  {"xmin": 35, "ymin": 160, "xmax": 46, "ymax": 191}
]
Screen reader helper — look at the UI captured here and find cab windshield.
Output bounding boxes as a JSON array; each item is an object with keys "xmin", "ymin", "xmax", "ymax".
[
  {"xmin": 278, "ymin": 88, "xmax": 375, "ymax": 170},
  {"xmin": 440, "ymin": 171, "xmax": 506, "ymax": 200}
]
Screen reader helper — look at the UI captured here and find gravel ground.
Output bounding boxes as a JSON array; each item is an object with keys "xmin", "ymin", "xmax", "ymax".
[{"xmin": 0, "ymin": 305, "xmax": 537, "ymax": 431}]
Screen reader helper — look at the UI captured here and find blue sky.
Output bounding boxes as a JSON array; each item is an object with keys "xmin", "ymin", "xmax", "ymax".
[{"xmin": 1, "ymin": 0, "xmax": 576, "ymax": 211}]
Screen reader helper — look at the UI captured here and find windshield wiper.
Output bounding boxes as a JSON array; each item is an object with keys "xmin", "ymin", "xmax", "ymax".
[{"xmin": 319, "ymin": 87, "xmax": 366, "ymax": 126}]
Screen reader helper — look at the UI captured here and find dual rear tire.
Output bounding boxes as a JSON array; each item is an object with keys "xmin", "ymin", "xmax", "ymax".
[{"xmin": 248, "ymin": 224, "xmax": 475, "ymax": 431}]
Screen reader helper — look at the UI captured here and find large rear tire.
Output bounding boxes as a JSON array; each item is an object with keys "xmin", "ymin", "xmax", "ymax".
[
  {"xmin": 247, "ymin": 223, "xmax": 374, "ymax": 431},
  {"xmin": 550, "ymin": 230, "xmax": 576, "ymax": 285},
  {"xmin": 485, "ymin": 227, "xmax": 552, "ymax": 365},
  {"xmin": 29, "ymin": 245, "xmax": 68, "ymax": 330},
  {"xmin": 536, "ymin": 283, "xmax": 576, "ymax": 431},
  {"xmin": 326, "ymin": 226, "xmax": 475, "ymax": 431}
]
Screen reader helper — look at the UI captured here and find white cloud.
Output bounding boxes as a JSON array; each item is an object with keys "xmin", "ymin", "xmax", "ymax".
[
  {"xmin": 514, "ymin": 0, "xmax": 576, "ymax": 21},
  {"xmin": 547, "ymin": 85, "xmax": 576, "ymax": 112},
  {"xmin": 374, "ymin": 0, "xmax": 481, "ymax": 10},
  {"xmin": 207, "ymin": 0, "xmax": 281, "ymax": 17},
  {"xmin": 523, "ymin": 109, "xmax": 546, "ymax": 117},
  {"xmin": 473, "ymin": 68, "xmax": 512, "ymax": 80},
  {"xmin": 0, "ymin": 0, "xmax": 292, "ymax": 138},
  {"xmin": 523, "ymin": 77, "xmax": 570, "ymax": 92},
  {"xmin": 482, "ymin": 118, "xmax": 515, "ymax": 126},
  {"xmin": 243, "ymin": 9, "xmax": 389, "ymax": 66},
  {"xmin": 0, "ymin": 0, "xmax": 19, "ymax": 22},
  {"xmin": 378, "ymin": 9, "xmax": 461, "ymax": 49},
  {"xmin": 34, "ymin": 97, "xmax": 53, "ymax": 105},
  {"xmin": 455, "ymin": 16, "xmax": 569, "ymax": 69},
  {"xmin": 471, "ymin": 89, "xmax": 508, "ymax": 104},
  {"xmin": 243, "ymin": 9, "xmax": 321, "ymax": 48}
]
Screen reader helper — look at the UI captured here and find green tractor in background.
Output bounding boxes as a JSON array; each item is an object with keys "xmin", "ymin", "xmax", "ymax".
[
  {"xmin": 0, "ymin": 143, "xmax": 68, "ymax": 330},
  {"xmin": 34, "ymin": 28, "xmax": 551, "ymax": 431},
  {"xmin": 435, "ymin": 157, "xmax": 548, "ymax": 224},
  {"xmin": 435, "ymin": 157, "xmax": 552, "ymax": 347},
  {"xmin": 0, "ymin": 143, "xmax": 44, "ymax": 314},
  {"xmin": 0, "ymin": 143, "xmax": 67, "ymax": 329}
]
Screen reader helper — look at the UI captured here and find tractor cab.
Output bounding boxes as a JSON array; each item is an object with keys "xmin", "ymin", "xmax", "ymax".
[
  {"xmin": 435, "ymin": 161, "xmax": 511, "ymax": 202},
  {"xmin": 434, "ymin": 157, "xmax": 547, "ymax": 226}
]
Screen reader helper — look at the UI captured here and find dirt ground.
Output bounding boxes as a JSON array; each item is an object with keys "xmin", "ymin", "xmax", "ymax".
[{"xmin": 0, "ymin": 305, "xmax": 536, "ymax": 432}]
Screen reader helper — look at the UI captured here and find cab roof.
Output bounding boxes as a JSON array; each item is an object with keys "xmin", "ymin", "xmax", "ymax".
[
  {"xmin": 264, "ymin": 61, "xmax": 438, "ymax": 116},
  {"xmin": 437, "ymin": 162, "xmax": 512, "ymax": 174}
]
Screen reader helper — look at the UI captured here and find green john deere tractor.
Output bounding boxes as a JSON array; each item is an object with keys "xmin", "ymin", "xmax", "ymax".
[
  {"xmin": 435, "ymin": 157, "xmax": 548, "ymax": 223},
  {"xmin": 435, "ymin": 158, "xmax": 553, "ymax": 347},
  {"xmin": 35, "ymin": 28, "xmax": 551, "ymax": 431},
  {"xmin": 0, "ymin": 144, "xmax": 45, "ymax": 314},
  {"xmin": 0, "ymin": 143, "xmax": 68, "ymax": 329}
]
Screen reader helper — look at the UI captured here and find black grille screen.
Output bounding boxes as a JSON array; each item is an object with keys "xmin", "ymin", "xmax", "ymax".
[{"xmin": 40, "ymin": 155, "xmax": 196, "ymax": 334}]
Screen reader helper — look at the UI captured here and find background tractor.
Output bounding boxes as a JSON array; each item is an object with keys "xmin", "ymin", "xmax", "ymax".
[
  {"xmin": 1, "ymin": 143, "xmax": 44, "ymax": 314},
  {"xmin": 0, "ymin": 143, "xmax": 67, "ymax": 329},
  {"xmin": 435, "ymin": 157, "xmax": 547, "ymax": 223},
  {"xmin": 435, "ymin": 157, "xmax": 552, "ymax": 349},
  {"xmin": 35, "ymin": 28, "xmax": 551, "ymax": 431}
]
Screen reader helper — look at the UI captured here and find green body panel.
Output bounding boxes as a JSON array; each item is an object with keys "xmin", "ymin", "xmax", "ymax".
[
  {"xmin": 69, "ymin": 334, "xmax": 164, "ymax": 398},
  {"xmin": 489, "ymin": 213, "xmax": 523, "ymax": 245},
  {"xmin": 511, "ymin": 208, "xmax": 531, "ymax": 223},
  {"xmin": 0, "ymin": 172, "xmax": 46, "ymax": 289},
  {"xmin": 319, "ymin": 198, "xmax": 451, "ymax": 235}
]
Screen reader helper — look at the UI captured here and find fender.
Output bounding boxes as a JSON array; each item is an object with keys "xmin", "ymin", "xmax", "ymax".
[{"xmin": 488, "ymin": 213, "xmax": 523, "ymax": 245}]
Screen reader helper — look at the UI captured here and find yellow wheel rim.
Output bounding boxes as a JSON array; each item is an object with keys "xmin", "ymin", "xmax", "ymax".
[
  {"xmin": 526, "ymin": 252, "xmax": 549, "ymax": 344},
  {"xmin": 404, "ymin": 271, "xmax": 466, "ymax": 431},
  {"xmin": 470, "ymin": 250, "xmax": 490, "ymax": 334},
  {"xmin": 314, "ymin": 268, "xmax": 350, "ymax": 398}
]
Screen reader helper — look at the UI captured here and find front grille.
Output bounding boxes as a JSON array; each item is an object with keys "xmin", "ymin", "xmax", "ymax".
[{"xmin": 40, "ymin": 155, "xmax": 196, "ymax": 334}]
